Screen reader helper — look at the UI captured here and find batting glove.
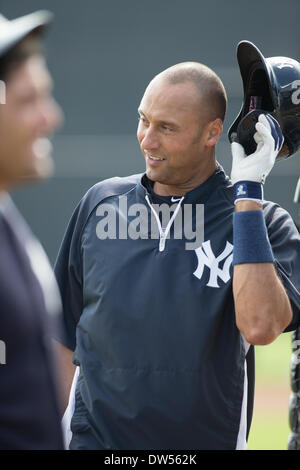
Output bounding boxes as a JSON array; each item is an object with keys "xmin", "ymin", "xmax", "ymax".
[{"xmin": 230, "ymin": 114, "xmax": 284, "ymax": 203}]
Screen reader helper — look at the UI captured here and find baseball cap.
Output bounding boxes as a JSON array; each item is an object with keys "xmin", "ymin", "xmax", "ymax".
[{"xmin": 0, "ymin": 10, "xmax": 53, "ymax": 59}]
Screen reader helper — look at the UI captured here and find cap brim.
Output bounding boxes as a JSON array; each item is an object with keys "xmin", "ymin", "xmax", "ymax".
[
  {"xmin": 0, "ymin": 10, "xmax": 53, "ymax": 58},
  {"xmin": 228, "ymin": 41, "xmax": 270, "ymax": 141},
  {"xmin": 236, "ymin": 40, "xmax": 268, "ymax": 90}
]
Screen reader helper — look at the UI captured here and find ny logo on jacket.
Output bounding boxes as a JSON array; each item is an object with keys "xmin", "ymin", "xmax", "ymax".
[{"xmin": 193, "ymin": 240, "xmax": 233, "ymax": 288}]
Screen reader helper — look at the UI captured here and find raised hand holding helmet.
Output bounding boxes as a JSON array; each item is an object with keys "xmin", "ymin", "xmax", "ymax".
[{"xmin": 231, "ymin": 113, "xmax": 284, "ymax": 204}]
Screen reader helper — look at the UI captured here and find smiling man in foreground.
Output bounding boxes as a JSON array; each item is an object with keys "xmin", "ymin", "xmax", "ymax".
[{"xmin": 54, "ymin": 62, "xmax": 300, "ymax": 450}]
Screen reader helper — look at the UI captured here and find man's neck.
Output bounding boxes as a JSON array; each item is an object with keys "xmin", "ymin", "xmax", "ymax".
[{"xmin": 153, "ymin": 160, "xmax": 217, "ymax": 197}]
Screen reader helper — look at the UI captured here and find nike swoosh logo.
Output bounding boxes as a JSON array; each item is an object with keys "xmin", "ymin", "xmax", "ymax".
[{"xmin": 171, "ymin": 197, "xmax": 182, "ymax": 202}]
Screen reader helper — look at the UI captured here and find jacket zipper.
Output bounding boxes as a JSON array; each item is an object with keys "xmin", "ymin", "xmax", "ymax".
[{"xmin": 145, "ymin": 194, "xmax": 184, "ymax": 252}]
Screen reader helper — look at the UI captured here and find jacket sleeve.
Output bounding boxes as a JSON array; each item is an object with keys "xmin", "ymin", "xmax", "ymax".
[
  {"xmin": 53, "ymin": 200, "xmax": 85, "ymax": 351},
  {"xmin": 264, "ymin": 202, "xmax": 300, "ymax": 332}
]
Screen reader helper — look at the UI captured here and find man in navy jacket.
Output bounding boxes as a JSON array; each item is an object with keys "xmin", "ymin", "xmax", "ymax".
[{"xmin": 54, "ymin": 62, "xmax": 300, "ymax": 450}]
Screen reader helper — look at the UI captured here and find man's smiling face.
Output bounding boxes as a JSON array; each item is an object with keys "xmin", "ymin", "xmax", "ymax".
[
  {"xmin": 137, "ymin": 75, "xmax": 222, "ymax": 195},
  {"xmin": 0, "ymin": 54, "xmax": 62, "ymax": 189}
]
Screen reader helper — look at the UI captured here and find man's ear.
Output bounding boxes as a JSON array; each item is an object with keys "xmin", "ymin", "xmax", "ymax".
[{"xmin": 205, "ymin": 118, "xmax": 223, "ymax": 147}]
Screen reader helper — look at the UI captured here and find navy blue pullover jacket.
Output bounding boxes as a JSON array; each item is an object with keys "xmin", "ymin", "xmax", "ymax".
[{"xmin": 55, "ymin": 166, "xmax": 300, "ymax": 450}]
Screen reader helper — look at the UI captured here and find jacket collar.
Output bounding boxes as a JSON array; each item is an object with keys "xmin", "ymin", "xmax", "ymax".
[{"xmin": 137, "ymin": 163, "xmax": 229, "ymax": 205}]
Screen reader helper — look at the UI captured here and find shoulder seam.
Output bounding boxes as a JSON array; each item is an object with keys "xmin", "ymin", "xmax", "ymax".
[{"xmin": 77, "ymin": 179, "xmax": 140, "ymax": 262}]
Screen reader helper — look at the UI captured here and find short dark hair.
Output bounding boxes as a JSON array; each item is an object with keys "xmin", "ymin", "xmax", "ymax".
[
  {"xmin": 161, "ymin": 62, "xmax": 227, "ymax": 123},
  {"xmin": 0, "ymin": 32, "xmax": 44, "ymax": 82}
]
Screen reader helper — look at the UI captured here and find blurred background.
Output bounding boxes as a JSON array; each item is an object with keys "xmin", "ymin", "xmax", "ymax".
[{"xmin": 1, "ymin": 0, "xmax": 299, "ymax": 450}]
